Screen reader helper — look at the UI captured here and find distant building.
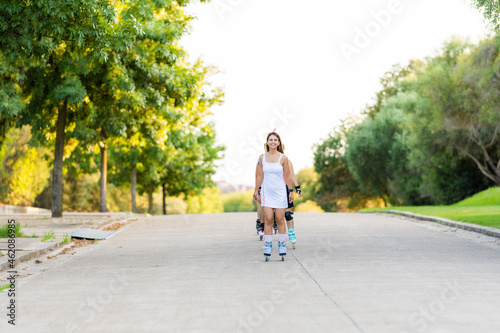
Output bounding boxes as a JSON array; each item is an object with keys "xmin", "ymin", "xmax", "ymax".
[{"xmin": 216, "ymin": 181, "xmax": 253, "ymax": 194}]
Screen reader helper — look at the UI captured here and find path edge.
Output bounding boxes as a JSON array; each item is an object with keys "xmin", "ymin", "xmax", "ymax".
[{"xmin": 365, "ymin": 210, "xmax": 500, "ymax": 240}]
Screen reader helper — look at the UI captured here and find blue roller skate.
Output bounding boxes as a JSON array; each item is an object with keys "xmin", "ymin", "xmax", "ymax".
[
  {"xmin": 278, "ymin": 241, "xmax": 287, "ymax": 261},
  {"xmin": 288, "ymin": 228, "xmax": 296, "ymax": 249},
  {"xmin": 263, "ymin": 241, "xmax": 272, "ymax": 261}
]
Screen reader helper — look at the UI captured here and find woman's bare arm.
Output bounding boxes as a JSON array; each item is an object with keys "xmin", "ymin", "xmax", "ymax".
[
  {"xmin": 282, "ymin": 155, "xmax": 294, "ymax": 203},
  {"xmin": 288, "ymin": 160, "xmax": 299, "ymax": 187},
  {"xmin": 253, "ymin": 155, "xmax": 264, "ymax": 201}
]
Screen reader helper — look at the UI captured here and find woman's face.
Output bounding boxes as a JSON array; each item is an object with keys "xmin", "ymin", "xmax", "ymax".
[{"xmin": 267, "ymin": 135, "xmax": 280, "ymax": 150}]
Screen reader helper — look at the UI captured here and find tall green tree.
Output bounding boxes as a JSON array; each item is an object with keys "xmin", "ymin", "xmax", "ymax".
[
  {"xmin": 414, "ymin": 36, "xmax": 500, "ymax": 186},
  {"xmin": 313, "ymin": 116, "xmax": 371, "ymax": 211},
  {"xmin": 0, "ymin": 0, "xmax": 139, "ymax": 217},
  {"xmin": 80, "ymin": 0, "xmax": 214, "ymax": 213},
  {"xmin": 345, "ymin": 106, "xmax": 408, "ymax": 206}
]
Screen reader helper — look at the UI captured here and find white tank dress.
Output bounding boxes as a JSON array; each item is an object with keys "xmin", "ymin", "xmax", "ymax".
[{"xmin": 261, "ymin": 153, "xmax": 288, "ymax": 209}]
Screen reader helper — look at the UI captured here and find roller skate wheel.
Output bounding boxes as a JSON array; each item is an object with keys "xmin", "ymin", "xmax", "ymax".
[{"xmin": 259, "ymin": 235, "xmax": 263, "ymax": 241}]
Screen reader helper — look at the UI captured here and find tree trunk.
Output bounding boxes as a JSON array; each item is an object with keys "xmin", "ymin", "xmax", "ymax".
[
  {"xmin": 51, "ymin": 100, "xmax": 68, "ymax": 218},
  {"xmin": 454, "ymin": 143, "xmax": 500, "ymax": 186},
  {"xmin": 381, "ymin": 194, "xmax": 388, "ymax": 207},
  {"xmin": 162, "ymin": 183, "xmax": 167, "ymax": 215},
  {"xmin": 99, "ymin": 128, "xmax": 107, "ymax": 212},
  {"xmin": 148, "ymin": 181, "xmax": 154, "ymax": 215},
  {"xmin": 131, "ymin": 163, "xmax": 137, "ymax": 213}
]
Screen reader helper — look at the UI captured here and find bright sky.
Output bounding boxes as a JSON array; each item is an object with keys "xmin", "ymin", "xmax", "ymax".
[{"xmin": 180, "ymin": 0, "xmax": 490, "ymax": 186}]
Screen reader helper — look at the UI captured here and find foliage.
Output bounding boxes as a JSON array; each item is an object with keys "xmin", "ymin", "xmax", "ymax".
[
  {"xmin": 0, "ymin": 1, "xmax": 221, "ymax": 215},
  {"xmin": 412, "ymin": 37, "xmax": 500, "ymax": 186},
  {"xmin": 295, "ymin": 200, "xmax": 324, "ymax": 213},
  {"xmin": 61, "ymin": 233, "xmax": 71, "ymax": 245},
  {"xmin": 0, "ymin": 53, "xmax": 26, "ymax": 146},
  {"xmin": 316, "ymin": 36, "xmax": 499, "ymax": 210},
  {"xmin": 0, "ymin": 0, "xmax": 137, "ymax": 61},
  {"xmin": 163, "ymin": 197, "xmax": 188, "ymax": 215},
  {"xmin": 364, "ymin": 61, "xmax": 421, "ymax": 117},
  {"xmin": 221, "ymin": 190, "xmax": 256, "ymax": 213},
  {"xmin": 294, "ymin": 168, "xmax": 319, "ymax": 205},
  {"xmin": 35, "ymin": 169, "xmax": 187, "ymax": 214},
  {"xmin": 313, "ymin": 116, "xmax": 376, "ymax": 212},
  {"xmin": 471, "ymin": 0, "xmax": 500, "ymax": 32},
  {"xmin": 0, "ymin": 126, "xmax": 51, "ymax": 206},
  {"xmin": 0, "ymin": 222, "xmax": 27, "ymax": 237},
  {"xmin": 41, "ymin": 230, "xmax": 56, "ymax": 242},
  {"xmin": 185, "ymin": 187, "xmax": 224, "ymax": 214},
  {"xmin": 345, "ymin": 106, "xmax": 407, "ymax": 205}
]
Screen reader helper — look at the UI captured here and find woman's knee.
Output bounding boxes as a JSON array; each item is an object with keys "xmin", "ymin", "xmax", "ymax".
[{"xmin": 275, "ymin": 210, "xmax": 285, "ymax": 224}]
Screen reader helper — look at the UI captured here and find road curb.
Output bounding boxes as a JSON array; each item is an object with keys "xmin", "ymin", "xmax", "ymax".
[
  {"xmin": 0, "ymin": 213, "xmax": 147, "ymax": 272},
  {"xmin": 0, "ymin": 241, "xmax": 64, "ymax": 272},
  {"xmin": 368, "ymin": 210, "xmax": 500, "ymax": 240}
]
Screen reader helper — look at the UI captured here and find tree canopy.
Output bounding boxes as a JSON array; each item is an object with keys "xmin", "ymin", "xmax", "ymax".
[
  {"xmin": 0, "ymin": 0, "xmax": 223, "ymax": 215},
  {"xmin": 314, "ymin": 36, "xmax": 498, "ymax": 210}
]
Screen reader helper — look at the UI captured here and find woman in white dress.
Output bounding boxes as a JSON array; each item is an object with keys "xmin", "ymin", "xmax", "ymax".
[{"xmin": 254, "ymin": 131, "xmax": 294, "ymax": 260}]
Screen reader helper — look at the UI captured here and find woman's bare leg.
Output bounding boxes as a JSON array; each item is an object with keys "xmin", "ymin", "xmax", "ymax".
[
  {"xmin": 274, "ymin": 209, "xmax": 286, "ymax": 234},
  {"xmin": 263, "ymin": 207, "xmax": 275, "ymax": 235}
]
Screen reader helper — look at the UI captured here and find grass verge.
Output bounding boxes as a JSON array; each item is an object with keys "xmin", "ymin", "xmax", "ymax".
[
  {"xmin": 61, "ymin": 233, "xmax": 71, "ymax": 245},
  {"xmin": 41, "ymin": 230, "xmax": 56, "ymax": 242},
  {"xmin": 362, "ymin": 205, "xmax": 500, "ymax": 230},
  {"xmin": 0, "ymin": 222, "xmax": 27, "ymax": 238},
  {"xmin": 0, "ymin": 284, "xmax": 10, "ymax": 292},
  {"xmin": 454, "ymin": 187, "xmax": 500, "ymax": 206}
]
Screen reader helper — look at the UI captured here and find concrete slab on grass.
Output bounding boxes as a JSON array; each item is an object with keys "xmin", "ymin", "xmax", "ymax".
[{"xmin": 69, "ymin": 228, "xmax": 117, "ymax": 240}]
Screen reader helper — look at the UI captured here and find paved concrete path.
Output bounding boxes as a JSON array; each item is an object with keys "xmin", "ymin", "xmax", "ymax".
[{"xmin": 2, "ymin": 212, "xmax": 500, "ymax": 333}]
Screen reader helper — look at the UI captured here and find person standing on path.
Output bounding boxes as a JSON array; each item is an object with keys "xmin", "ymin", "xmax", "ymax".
[
  {"xmin": 254, "ymin": 131, "xmax": 294, "ymax": 260},
  {"xmin": 285, "ymin": 158, "xmax": 302, "ymax": 248},
  {"xmin": 255, "ymin": 159, "xmax": 264, "ymax": 239}
]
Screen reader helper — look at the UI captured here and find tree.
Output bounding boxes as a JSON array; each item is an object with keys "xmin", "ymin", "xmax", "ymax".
[
  {"xmin": 364, "ymin": 61, "xmax": 421, "ymax": 117},
  {"xmin": 345, "ymin": 107, "xmax": 407, "ymax": 206},
  {"xmin": 471, "ymin": 0, "xmax": 500, "ymax": 32},
  {"xmin": 85, "ymin": 0, "xmax": 204, "ymax": 212},
  {"xmin": 313, "ymin": 116, "xmax": 372, "ymax": 211},
  {"xmin": 79, "ymin": 0, "xmax": 217, "ymax": 214},
  {"xmin": 295, "ymin": 167, "xmax": 319, "ymax": 205},
  {"xmin": 414, "ymin": 36, "xmax": 500, "ymax": 186},
  {"xmin": 0, "ymin": 53, "xmax": 26, "ymax": 146},
  {"xmin": 0, "ymin": 0, "xmax": 139, "ymax": 217}
]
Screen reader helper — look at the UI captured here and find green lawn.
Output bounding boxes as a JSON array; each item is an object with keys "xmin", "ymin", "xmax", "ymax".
[
  {"xmin": 362, "ymin": 187, "xmax": 500, "ymax": 229},
  {"xmin": 362, "ymin": 205, "xmax": 500, "ymax": 229},
  {"xmin": 454, "ymin": 187, "xmax": 500, "ymax": 206}
]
